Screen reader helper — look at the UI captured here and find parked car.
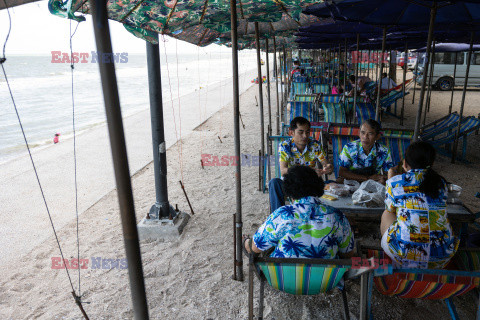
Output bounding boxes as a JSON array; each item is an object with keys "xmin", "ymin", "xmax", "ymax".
[
  {"xmin": 415, "ymin": 51, "xmax": 480, "ymax": 90},
  {"xmin": 407, "ymin": 55, "xmax": 417, "ymax": 70}
]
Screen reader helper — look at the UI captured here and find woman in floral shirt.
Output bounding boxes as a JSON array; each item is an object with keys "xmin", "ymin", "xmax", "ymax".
[
  {"xmin": 245, "ymin": 166, "xmax": 354, "ymax": 259},
  {"xmin": 380, "ymin": 141, "xmax": 458, "ymax": 269}
]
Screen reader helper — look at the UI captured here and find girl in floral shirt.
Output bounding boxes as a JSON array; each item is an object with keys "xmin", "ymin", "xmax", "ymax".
[{"xmin": 380, "ymin": 141, "xmax": 458, "ymax": 269}]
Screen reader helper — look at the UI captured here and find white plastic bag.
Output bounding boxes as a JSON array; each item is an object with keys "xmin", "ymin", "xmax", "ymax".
[
  {"xmin": 352, "ymin": 180, "xmax": 386, "ymax": 207},
  {"xmin": 325, "ymin": 183, "xmax": 350, "ymax": 197},
  {"xmin": 343, "ymin": 179, "xmax": 360, "ymax": 193}
]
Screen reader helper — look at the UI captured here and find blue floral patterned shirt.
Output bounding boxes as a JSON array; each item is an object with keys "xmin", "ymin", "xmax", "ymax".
[
  {"xmin": 384, "ymin": 169, "xmax": 458, "ymax": 269},
  {"xmin": 339, "ymin": 139, "xmax": 394, "ymax": 174},
  {"xmin": 253, "ymin": 196, "xmax": 354, "ymax": 258}
]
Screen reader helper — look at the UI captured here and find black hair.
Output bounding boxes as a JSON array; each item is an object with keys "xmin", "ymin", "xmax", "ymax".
[
  {"xmin": 405, "ymin": 141, "xmax": 446, "ymax": 199},
  {"xmin": 290, "ymin": 117, "xmax": 311, "ymax": 131},
  {"xmin": 382, "ymin": 72, "xmax": 388, "ymax": 78},
  {"xmin": 361, "ymin": 119, "xmax": 381, "ymax": 135},
  {"xmin": 349, "ymin": 75, "xmax": 356, "ymax": 82},
  {"xmin": 283, "ymin": 166, "xmax": 324, "ymax": 200}
]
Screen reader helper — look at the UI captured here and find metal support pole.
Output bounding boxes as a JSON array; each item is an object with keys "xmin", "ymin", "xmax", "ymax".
[
  {"xmin": 400, "ymin": 42, "xmax": 408, "ymax": 126},
  {"xmin": 266, "ymin": 38, "xmax": 272, "ymax": 139},
  {"xmin": 255, "ymin": 22, "xmax": 265, "ymax": 191},
  {"xmin": 147, "ymin": 39, "xmax": 175, "ymax": 220},
  {"xmin": 353, "ymin": 34, "xmax": 360, "ymax": 122},
  {"xmin": 375, "ymin": 27, "xmax": 387, "ymax": 121},
  {"xmin": 413, "ymin": 3, "xmax": 438, "ymax": 141},
  {"xmin": 230, "ymin": 0, "xmax": 243, "ymax": 281},
  {"xmin": 273, "ymin": 37, "xmax": 280, "ymax": 134},
  {"xmin": 425, "ymin": 40, "xmax": 436, "ymax": 122},
  {"xmin": 89, "ymin": 0, "xmax": 149, "ymax": 318},
  {"xmin": 412, "ymin": 54, "xmax": 419, "ymax": 104},
  {"xmin": 449, "ymin": 52, "xmax": 458, "ymax": 114},
  {"xmin": 452, "ymin": 32, "xmax": 474, "ymax": 163}
]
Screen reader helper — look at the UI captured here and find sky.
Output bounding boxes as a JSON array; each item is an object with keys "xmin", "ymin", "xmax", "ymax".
[{"xmin": 0, "ymin": 1, "xmax": 237, "ymax": 56}]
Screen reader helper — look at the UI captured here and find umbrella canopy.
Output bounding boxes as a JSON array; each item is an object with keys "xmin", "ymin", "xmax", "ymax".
[
  {"xmin": 415, "ymin": 42, "xmax": 480, "ymax": 52},
  {"xmin": 304, "ymin": 0, "xmax": 480, "ymax": 27},
  {"xmin": 48, "ymin": 0, "xmax": 322, "ymax": 47}
]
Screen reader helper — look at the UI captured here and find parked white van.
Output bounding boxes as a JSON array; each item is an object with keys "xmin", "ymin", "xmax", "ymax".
[{"xmin": 416, "ymin": 51, "xmax": 480, "ymax": 91}]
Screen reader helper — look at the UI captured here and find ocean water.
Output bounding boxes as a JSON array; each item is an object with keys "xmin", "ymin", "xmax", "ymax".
[{"xmin": 0, "ymin": 51, "xmax": 257, "ymax": 164}]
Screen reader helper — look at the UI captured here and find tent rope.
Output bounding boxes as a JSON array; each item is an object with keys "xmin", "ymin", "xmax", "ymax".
[
  {"xmin": 69, "ymin": 19, "xmax": 83, "ymax": 298},
  {"xmin": 174, "ymin": 40, "xmax": 184, "ymax": 182}
]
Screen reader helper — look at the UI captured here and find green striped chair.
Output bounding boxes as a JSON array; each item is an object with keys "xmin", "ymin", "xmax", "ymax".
[
  {"xmin": 291, "ymin": 80, "xmax": 309, "ymax": 99},
  {"xmin": 248, "ymin": 256, "xmax": 357, "ymax": 320},
  {"xmin": 313, "ymin": 84, "xmax": 331, "ymax": 94},
  {"xmin": 355, "ymin": 102, "xmax": 376, "ymax": 124},
  {"xmin": 294, "ymin": 94, "xmax": 317, "ymax": 102},
  {"xmin": 363, "ymin": 247, "xmax": 480, "ymax": 320},
  {"xmin": 319, "ymin": 94, "xmax": 346, "ymax": 124}
]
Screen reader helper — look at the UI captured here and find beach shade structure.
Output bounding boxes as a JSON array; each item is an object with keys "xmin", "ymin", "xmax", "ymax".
[{"xmin": 303, "ymin": 0, "xmax": 480, "ymax": 141}]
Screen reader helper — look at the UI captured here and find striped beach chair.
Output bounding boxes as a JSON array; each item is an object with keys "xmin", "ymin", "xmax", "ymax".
[
  {"xmin": 248, "ymin": 256, "xmax": 362, "ymax": 320},
  {"xmin": 289, "ymin": 101, "xmax": 316, "ymax": 122},
  {"xmin": 291, "ymin": 77, "xmax": 309, "ymax": 99},
  {"xmin": 310, "ymin": 77, "xmax": 328, "ymax": 84},
  {"xmin": 362, "ymin": 247, "xmax": 480, "ymax": 320},
  {"xmin": 313, "ymin": 84, "xmax": 331, "ymax": 94},
  {"xmin": 428, "ymin": 117, "xmax": 480, "ymax": 160},
  {"xmin": 319, "ymin": 94, "xmax": 346, "ymax": 123},
  {"xmin": 294, "ymin": 94, "xmax": 317, "ymax": 102},
  {"xmin": 355, "ymin": 102, "xmax": 376, "ymax": 124},
  {"xmin": 421, "ymin": 112, "xmax": 460, "ymax": 141}
]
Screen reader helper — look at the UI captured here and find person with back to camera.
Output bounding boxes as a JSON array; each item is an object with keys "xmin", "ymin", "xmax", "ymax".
[
  {"xmin": 269, "ymin": 117, "xmax": 333, "ymax": 213},
  {"xmin": 244, "ymin": 165, "xmax": 355, "ymax": 259},
  {"xmin": 338, "ymin": 119, "xmax": 394, "ymax": 184},
  {"xmin": 380, "ymin": 141, "xmax": 458, "ymax": 269}
]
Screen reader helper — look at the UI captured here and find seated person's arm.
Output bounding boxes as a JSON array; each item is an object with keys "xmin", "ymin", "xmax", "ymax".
[
  {"xmin": 244, "ymin": 238, "xmax": 262, "ymax": 254},
  {"xmin": 337, "ymin": 212, "xmax": 356, "ymax": 258},
  {"xmin": 339, "ymin": 166, "xmax": 370, "ymax": 182}
]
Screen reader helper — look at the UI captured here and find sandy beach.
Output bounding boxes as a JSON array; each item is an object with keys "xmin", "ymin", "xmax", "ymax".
[{"xmin": 1, "ymin": 68, "xmax": 479, "ymax": 319}]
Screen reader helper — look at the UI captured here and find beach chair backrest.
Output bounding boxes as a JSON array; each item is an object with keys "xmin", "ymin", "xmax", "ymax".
[
  {"xmin": 310, "ymin": 77, "xmax": 327, "ymax": 84},
  {"xmin": 380, "ymin": 90, "xmax": 406, "ymax": 108},
  {"xmin": 294, "ymin": 94, "xmax": 317, "ymax": 102},
  {"xmin": 281, "ymin": 123, "xmax": 328, "ymax": 142},
  {"xmin": 269, "ymin": 135, "xmax": 290, "ymax": 179},
  {"xmin": 289, "ymin": 101, "xmax": 316, "ymax": 122},
  {"xmin": 331, "ymin": 134, "xmax": 357, "ymax": 178},
  {"xmin": 318, "ymin": 94, "xmax": 343, "ymax": 104},
  {"xmin": 256, "ymin": 261, "xmax": 349, "ymax": 295},
  {"xmin": 292, "ymin": 81, "xmax": 309, "ymax": 97},
  {"xmin": 355, "ymin": 103, "xmax": 376, "ymax": 124},
  {"xmin": 368, "ymin": 249, "xmax": 480, "ymax": 300},
  {"xmin": 322, "ymin": 103, "xmax": 346, "ymax": 123},
  {"xmin": 421, "ymin": 112, "xmax": 460, "ymax": 140},
  {"xmin": 313, "ymin": 84, "xmax": 331, "ymax": 94},
  {"xmin": 381, "ymin": 136, "xmax": 411, "ymax": 167}
]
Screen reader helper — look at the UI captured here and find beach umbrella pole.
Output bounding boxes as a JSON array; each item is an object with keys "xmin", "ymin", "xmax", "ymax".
[
  {"xmin": 266, "ymin": 38, "xmax": 272, "ymax": 139},
  {"xmin": 413, "ymin": 3, "xmax": 438, "ymax": 141},
  {"xmin": 146, "ymin": 40, "xmax": 175, "ymax": 221},
  {"xmin": 255, "ymin": 22, "xmax": 265, "ymax": 191},
  {"xmin": 375, "ymin": 27, "xmax": 387, "ymax": 121},
  {"xmin": 229, "ymin": 0, "xmax": 244, "ymax": 281},
  {"xmin": 449, "ymin": 52, "xmax": 458, "ymax": 114},
  {"xmin": 424, "ymin": 40, "xmax": 436, "ymax": 123},
  {"xmin": 400, "ymin": 42, "xmax": 408, "ymax": 126},
  {"xmin": 89, "ymin": 0, "xmax": 149, "ymax": 318},
  {"xmin": 452, "ymin": 32, "xmax": 474, "ymax": 163},
  {"xmin": 353, "ymin": 34, "xmax": 360, "ymax": 123},
  {"xmin": 273, "ymin": 37, "xmax": 280, "ymax": 134},
  {"xmin": 412, "ymin": 55, "xmax": 419, "ymax": 104}
]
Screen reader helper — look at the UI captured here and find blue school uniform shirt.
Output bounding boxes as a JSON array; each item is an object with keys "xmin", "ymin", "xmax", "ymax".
[
  {"xmin": 384, "ymin": 169, "xmax": 458, "ymax": 269},
  {"xmin": 253, "ymin": 196, "xmax": 354, "ymax": 258},
  {"xmin": 339, "ymin": 139, "xmax": 394, "ymax": 174}
]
